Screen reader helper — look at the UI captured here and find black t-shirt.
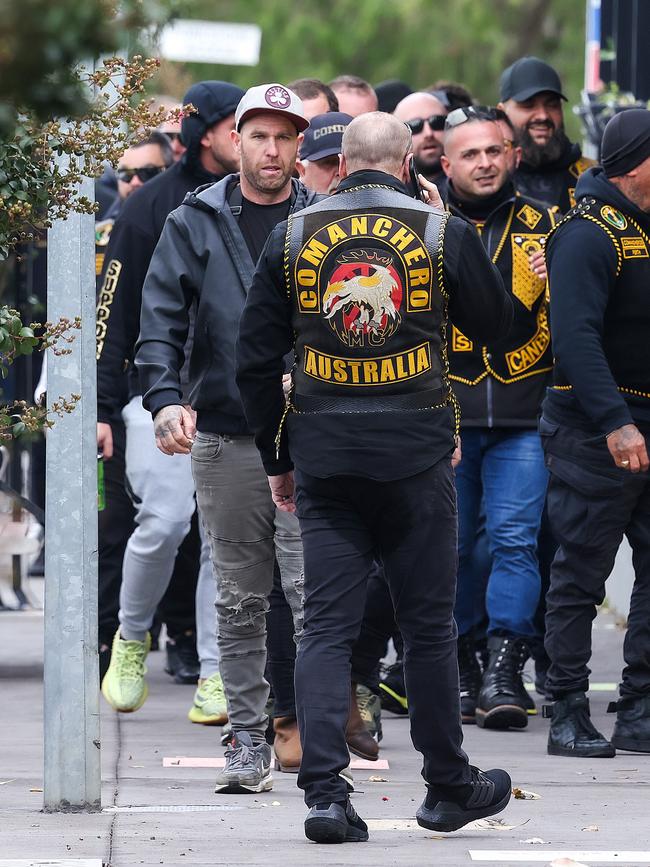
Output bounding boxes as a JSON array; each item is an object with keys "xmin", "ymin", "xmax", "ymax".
[{"xmin": 239, "ymin": 195, "xmax": 292, "ymax": 263}]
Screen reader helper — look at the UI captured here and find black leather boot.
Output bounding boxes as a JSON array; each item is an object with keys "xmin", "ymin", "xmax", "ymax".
[
  {"xmin": 608, "ymin": 694, "xmax": 650, "ymax": 753},
  {"xmin": 544, "ymin": 691, "xmax": 615, "ymax": 757},
  {"xmin": 457, "ymin": 634, "xmax": 482, "ymax": 724},
  {"xmin": 476, "ymin": 635, "xmax": 528, "ymax": 730}
]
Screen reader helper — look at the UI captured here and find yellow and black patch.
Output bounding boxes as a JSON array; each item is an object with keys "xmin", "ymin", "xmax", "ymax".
[
  {"xmin": 621, "ymin": 237, "xmax": 649, "ymax": 259},
  {"xmin": 303, "ymin": 342, "xmax": 431, "ymax": 387},
  {"xmin": 96, "ymin": 259, "xmax": 122, "ymax": 360},
  {"xmin": 511, "ymin": 234, "xmax": 546, "ymax": 310},
  {"xmin": 451, "ymin": 326, "xmax": 473, "ymax": 352},
  {"xmin": 600, "ymin": 205, "xmax": 628, "ymax": 231},
  {"xmin": 505, "ymin": 306, "xmax": 550, "ymax": 377},
  {"xmin": 294, "ymin": 214, "xmax": 432, "ymax": 316},
  {"xmin": 516, "ymin": 204, "xmax": 542, "ymax": 231}
]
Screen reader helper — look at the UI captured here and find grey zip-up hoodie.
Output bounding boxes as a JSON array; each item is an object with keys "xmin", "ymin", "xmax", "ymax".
[{"xmin": 135, "ymin": 174, "xmax": 320, "ymax": 434}]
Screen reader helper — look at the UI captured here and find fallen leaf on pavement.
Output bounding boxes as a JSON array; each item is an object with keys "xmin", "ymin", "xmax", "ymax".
[
  {"xmin": 30, "ymin": 788, "xmax": 43, "ymax": 793},
  {"xmin": 0, "ymin": 780, "xmax": 15, "ymax": 786},
  {"xmin": 522, "ymin": 837, "xmax": 546, "ymax": 844},
  {"xmin": 581, "ymin": 824, "xmax": 599, "ymax": 831},
  {"xmin": 513, "ymin": 787, "xmax": 541, "ymax": 799},
  {"xmin": 368, "ymin": 776, "xmax": 389, "ymax": 782},
  {"xmin": 469, "ymin": 818, "xmax": 523, "ymax": 831}
]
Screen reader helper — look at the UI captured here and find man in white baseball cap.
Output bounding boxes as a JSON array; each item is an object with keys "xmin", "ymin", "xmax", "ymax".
[
  {"xmin": 235, "ymin": 83, "xmax": 310, "ymax": 133},
  {"xmin": 135, "ymin": 82, "xmax": 319, "ymax": 796}
]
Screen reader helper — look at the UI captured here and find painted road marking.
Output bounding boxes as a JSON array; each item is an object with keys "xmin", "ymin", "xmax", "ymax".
[
  {"xmin": 163, "ymin": 756, "xmax": 390, "ymax": 770},
  {"xmin": 469, "ymin": 852, "xmax": 650, "ymax": 863},
  {"xmin": 0, "ymin": 862, "xmax": 103, "ymax": 867},
  {"xmin": 103, "ymin": 804, "xmax": 242, "ymax": 813}
]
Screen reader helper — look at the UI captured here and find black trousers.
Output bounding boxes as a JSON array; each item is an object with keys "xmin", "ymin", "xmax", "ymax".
[
  {"xmin": 350, "ymin": 562, "xmax": 395, "ymax": 692},
  {"xmin": 266, "ymin": 562, "xmax": 297, "ymax": 719},
  {"xmin": 294, "ymin": 459, "xmax": 470, "ymax": 807},
  {"xmin": 541, "ymin": 418, "xmax": 650, "ymax": 698}
]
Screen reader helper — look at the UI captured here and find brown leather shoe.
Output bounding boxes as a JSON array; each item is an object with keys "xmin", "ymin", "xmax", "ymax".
[
  {"xmin": 273, "ymin": 716, "xmax": 302, "ymax": 773},
  {"xmin": 346, "ymin": 683, "xmax": 379, "ymax": 761}
]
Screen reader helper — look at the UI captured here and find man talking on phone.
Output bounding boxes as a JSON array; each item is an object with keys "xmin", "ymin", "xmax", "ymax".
[{"xmin": 236, "ymin": 111, "xmax": 514, "ymax": 844}]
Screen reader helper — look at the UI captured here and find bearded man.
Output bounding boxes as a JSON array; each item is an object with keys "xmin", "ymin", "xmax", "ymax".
[{"xmin": 498, "ymin": 56, "xmax": 595, "ymax": 213}]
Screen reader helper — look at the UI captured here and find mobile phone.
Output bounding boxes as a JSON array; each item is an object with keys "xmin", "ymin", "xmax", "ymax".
[{"xmin": 409, "ymin": 156, "xmax": 424, "ymax": 201}]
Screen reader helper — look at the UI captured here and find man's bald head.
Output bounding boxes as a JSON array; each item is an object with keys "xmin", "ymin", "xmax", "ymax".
[
  {"xmin": 393, "ymin": 91, "xmax": 447, "ymax": 121},
  {"xmin": 393, "ymin": 92, "xmax": 448, "ymax": 179},
  {"xmin": 341, "ymin": 111, "xmax": 411, "ymax": 177}
]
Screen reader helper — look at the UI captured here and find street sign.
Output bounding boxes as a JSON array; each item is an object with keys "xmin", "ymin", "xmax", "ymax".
[{"xmin": 158, "ymin": 19, "xmax": 262, "ymax": 66}]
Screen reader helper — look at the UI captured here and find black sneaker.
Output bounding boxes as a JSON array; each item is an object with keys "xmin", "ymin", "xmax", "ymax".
[
  {"xmin": 305, "ymin": 799, "xmax": 369, "ymax": 844},
  {"xmin": 416, "ymin": 766, "xmax": 512, "ymax": 832},
  {"xmin": 457, "ymin": 635, "xmax": 482, "ymax": 724},
  {"xmin": 609, "ymin": 694, "xmax": 650, "ymax": 753},
  {"xmin": 476, "ymin": 636, "xmax": 528, "ymax": 730},
  {"xmin": 165, "ymin": 630, "xmax": 200, "ymax": 684},
  {"xmin": 545, "ymin": 691, "xmax": 615, "ymax": 757},
  {"xmin": 379, "ymin": 660, "xmax": 408, "ymax": 715}
]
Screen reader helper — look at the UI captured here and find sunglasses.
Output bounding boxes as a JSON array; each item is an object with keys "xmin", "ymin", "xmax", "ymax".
[
  {"xmin": 445, "ymin": 105, "xmax": 501, "ymax": 129},
  {"xmin": 405, "ymin": 114, "xmax": 447, "ymax": 134},
  {"xmin": 116, "ymin": 166, "xmax": 166, "ymax": 184},
  {"xmin": 161, "ymin": 131, "xmax": 182, "ymax": 142}
]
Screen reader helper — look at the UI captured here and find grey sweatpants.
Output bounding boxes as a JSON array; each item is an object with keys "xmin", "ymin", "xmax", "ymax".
[
  {"xmin": 118, "ymin": 397, "xmax": 220, "ymax": 677},
  {"xmin": 191, "ymin": 432, "xmax": 304, "ymax": 739}
]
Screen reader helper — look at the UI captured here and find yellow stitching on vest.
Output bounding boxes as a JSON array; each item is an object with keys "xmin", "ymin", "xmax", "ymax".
[
  {"xmin": 580, "ymin": 214, "xmax": 622, "ymax": 276},
  {"xmin": 450, "ymin": 370, "xmax": 489, "ymax": 386},
  {"xmin": 553, "ymin": 384, "xmax": 650, "ymax": 399},
  {"xmin": 283, "ymin": 214, "xmax": 293, "ymax": 300},
  {"xmin": 436, "ymin": 212, "xmax": 459, "ymax": 435},
  {"xmin": 491, "ymin": 204, "xmax": 515, "ymax": 265},
  {"xmin": 627, "ymin": 216, "xmax": 650, "ymax": 249}
]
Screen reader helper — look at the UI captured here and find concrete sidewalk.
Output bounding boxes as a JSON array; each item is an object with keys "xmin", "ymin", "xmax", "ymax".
[{"xmin": 1, "ymin": 604, "xmax": 649, "ymax": 867}]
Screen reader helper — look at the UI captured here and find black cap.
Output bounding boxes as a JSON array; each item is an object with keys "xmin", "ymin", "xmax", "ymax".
[
  {"xmin": 181, "ymin": 81, "xmax": 245, "ymax": 151},
  {"xmin": 375, "ymin": 80, "xmax": 413, "ymax": 114},
  {"xmin": 601, "ymin": 108, "xmax": 650, "ymax": 178},
  {"xmin": 499, "ymin": 57, "xmax": 567, "ymax": 103},
  {"xmin": 299, "ymin": 112, "xmax": 353, "ymax": 161}
]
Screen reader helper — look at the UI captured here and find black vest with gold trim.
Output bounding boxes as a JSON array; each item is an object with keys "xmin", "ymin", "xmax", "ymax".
[
  {"xmin": 515, "ymin": 154, "xmax": 595, "ymax": 213},
  {"xmin": 549, "ymin": 196, "xmax": 650, "ymax": 400},
  {"xmin": 285, "ymin": 184, "xmax": 450, "ymax": 415},
  {"xmin": 447, "ymin": 192, "xmax": 557, "ymax": 389}
]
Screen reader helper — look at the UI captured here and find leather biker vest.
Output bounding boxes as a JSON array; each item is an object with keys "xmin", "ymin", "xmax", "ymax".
[{"xmin": 284, "ymin": 184, "xmax": 452, "ymax": 417}]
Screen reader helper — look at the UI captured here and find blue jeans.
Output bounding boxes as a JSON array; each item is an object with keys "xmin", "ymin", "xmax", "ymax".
[{"xmin": 455, "ymin": 428, "xmax": 548, "ymax": 639}]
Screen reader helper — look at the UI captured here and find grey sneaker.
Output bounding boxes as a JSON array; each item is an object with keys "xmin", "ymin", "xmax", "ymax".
[{"xmin": 214, "ymin": 731, "xmax": 273, "ymax": 794}]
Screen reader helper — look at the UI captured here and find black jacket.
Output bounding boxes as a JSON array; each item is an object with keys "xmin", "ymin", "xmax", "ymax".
[
  {"xmin": 515, "ymin": 140, "xmax": 595, "ymax": 213},
  {"xmin": 96, "ymin": 155, "xmax": 224, "ymax": 424},
  {"xmin": 135, "ymin": 176, "xmax": 320, "ymax": 434},
  {"xmin": 236, "ymin": 170, "xmax": 513, "ymax": 480},
  {"xmin": 446, "ymin": 181, "xmax": 558, "ymax": 427},
  {"xmin": 543, "ymin": 166, "xmax": 650, "ymax": 434}
]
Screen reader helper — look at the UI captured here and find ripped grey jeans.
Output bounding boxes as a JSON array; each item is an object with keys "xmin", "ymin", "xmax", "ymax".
[{"xmin": 191, "ymin": 433, "xmax": 304, "ymax": 739}]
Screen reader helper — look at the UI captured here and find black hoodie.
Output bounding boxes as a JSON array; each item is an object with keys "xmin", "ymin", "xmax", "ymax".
[
  {"xmin": 543, "ymin": 166, "xmax": 650, "ymax": 434},
  {"xmin": 96, "ymin": 84, "xmax": 243, "ymax": 425}
]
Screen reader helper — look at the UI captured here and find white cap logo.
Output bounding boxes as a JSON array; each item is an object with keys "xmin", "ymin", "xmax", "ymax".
[{"xmin": 265, "ymin": 85, "xmax": 291, "ymax": 109}]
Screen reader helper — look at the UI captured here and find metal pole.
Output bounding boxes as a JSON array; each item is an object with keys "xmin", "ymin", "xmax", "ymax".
[{"xmin": 44, "ymin": 170, "xmax": 101, "ymax": 812}]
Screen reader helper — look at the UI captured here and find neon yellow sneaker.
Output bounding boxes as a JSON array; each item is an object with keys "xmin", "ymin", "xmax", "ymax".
[
  {"xmin": 188, "ymin": 672, "xmax": 229, "ymax": 725},
  {"xmin": 101, "ymin": 629, "xmax": 151, "ymax": 712}
]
